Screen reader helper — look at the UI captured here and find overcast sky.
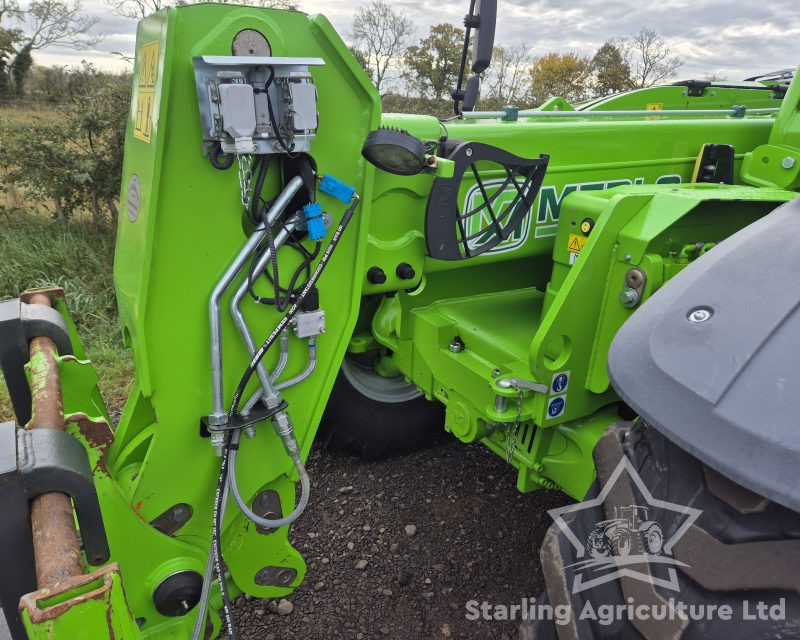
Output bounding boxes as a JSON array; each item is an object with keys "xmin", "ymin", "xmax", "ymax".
[{"xmin": 32, "ymin": 0, "xmax": 800, "ymax": 82}]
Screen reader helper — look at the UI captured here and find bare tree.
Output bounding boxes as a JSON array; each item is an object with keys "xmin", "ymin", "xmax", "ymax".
[
  {"xmin": 22, "ymin": 0, "xmax": 100, "ymax": 50},
  {"xmin": 622, "ymin": 28, "xmax": 681, "ymax": 88},
  {"xmin": 107, "ymin": 0, "xmax": 300, "ymax": 20},
  {"xmin": 483, "ymin": 43, "xmax": 532, "ymax": 106},
  {"xmin": 351, "ymin": 0, "xmax": 413, "ymax": 93},
  {"xmin": 105, "ymin": 0, "xmax": 163, "ymax": 20},
  {"xmin": 0, "ymin": 0, "xmax": 22, "ymax": 23}
]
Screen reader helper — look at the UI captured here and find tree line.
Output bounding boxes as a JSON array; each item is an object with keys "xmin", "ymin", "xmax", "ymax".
[{"xmin": 350, "ymin": 0, "xmax": 683, "ymax": 115}]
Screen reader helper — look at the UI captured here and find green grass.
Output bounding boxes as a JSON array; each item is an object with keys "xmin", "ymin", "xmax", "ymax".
[{"xmin": 0, "ymin": 210, "xmax": 133, "ymax": 421}]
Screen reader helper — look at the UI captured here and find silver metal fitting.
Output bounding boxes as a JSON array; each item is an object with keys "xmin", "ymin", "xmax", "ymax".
[
  {"xmin": 619, "ymin": 287, "xmax": 640, "ymax": 308},
  {"xmin": 292, "ymin": 310, "xmax": 326, "ymax": 338},
  {"xmin": 687, "ymin": 307, "xmax": 713, "ymax": 323},
  {"xmin": 495, "ymin": 378, "xmax": 548, "ymax": 394},
  {"xmin": 210, "ymin": 430, "xmax": 228, "ymax": 457},
  {"xmin": 782, "ymin": 156, "xmax": 796, "ymax": 170}
]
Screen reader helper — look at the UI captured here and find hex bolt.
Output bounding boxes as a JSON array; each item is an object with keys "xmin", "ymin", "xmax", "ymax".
[
  {"xmin": 619, "ymin": 287, "xmax": 640, "ymax": 308},
  {"xmin": 782, "ymin": 156, "xmax": 796, "ymax": 170},
  {"xmin": 449, "ymin": 337, "xmax": 465, "ymax": 353},
  {"xmin": 687, "ymin": 308, "xmax": 713, "ymax": 323}
]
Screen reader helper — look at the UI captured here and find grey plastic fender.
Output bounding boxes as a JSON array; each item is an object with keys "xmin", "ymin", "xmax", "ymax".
[{"xmin": 608, "ymin": 196, "xmax": 800, "ymax": 513}]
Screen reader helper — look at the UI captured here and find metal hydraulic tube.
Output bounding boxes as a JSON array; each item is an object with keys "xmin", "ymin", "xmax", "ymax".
[
  {"xmin": 232, "ymin": 215, "xmax": 303, "ymax": 412},
  {"xmin": 230, "ymin": 213, "xmax": 303, "ymax": 408},
  {"xmin": 206, "ymin": 176, "xmax": 303, "ymax": 450}
]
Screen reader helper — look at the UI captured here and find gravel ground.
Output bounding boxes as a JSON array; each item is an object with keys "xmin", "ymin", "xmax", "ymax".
[{"xmin": 232, "ymin": 438, "xmax": 572, "ymax": 640}]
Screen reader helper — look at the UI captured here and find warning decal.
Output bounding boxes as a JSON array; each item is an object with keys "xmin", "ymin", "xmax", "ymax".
[
  {"xmin": 567, "ymin": 233, "xmax": 587, "ymax": 253},
  {"xmin": 134, "ymin": 41, "xmax": 160, "ymax": 143}
]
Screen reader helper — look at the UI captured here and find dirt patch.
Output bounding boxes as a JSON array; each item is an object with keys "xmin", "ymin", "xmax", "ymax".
[{"xmin": 233, "ymin": 439, "xmax": 572, "ymax": 640}]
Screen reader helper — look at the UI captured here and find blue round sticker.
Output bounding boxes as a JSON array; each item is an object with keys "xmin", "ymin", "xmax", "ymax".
[
  {"xmin": 552, "ymin": 373, "xmax": 568, "ymax": 393},
  {"xmin": 548, "ymin": 396, "xmax": 565, "ymax": 417}
]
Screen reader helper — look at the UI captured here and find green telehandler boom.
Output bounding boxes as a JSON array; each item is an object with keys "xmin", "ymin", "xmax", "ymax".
[{"xmin": 0, "ymin": 2, "xmax": 799, "ymax": 638}]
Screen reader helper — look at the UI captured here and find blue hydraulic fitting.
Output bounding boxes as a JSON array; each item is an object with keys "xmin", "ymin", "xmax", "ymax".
[
  {"xmin": 320, "ymin": 174, "xmax": 355, "ymax": 203},
  {"xmin": 303, "ymin": 203, "xmax": 326, "ymax": 241}
]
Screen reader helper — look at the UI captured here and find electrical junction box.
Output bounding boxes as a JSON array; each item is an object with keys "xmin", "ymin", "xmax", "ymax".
[{"xmin": 193, "ymin": 56, "xmax": 324, "ymax": 156}]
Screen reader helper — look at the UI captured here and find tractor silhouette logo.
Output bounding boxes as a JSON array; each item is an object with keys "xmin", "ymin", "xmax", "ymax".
[
  {"xmin": 587, "ymin": 505, "xmax": 663, "ymax": 559},
  {"xmin": 547, "ymin": 456, "xmax": 702, "ymax": 594}
]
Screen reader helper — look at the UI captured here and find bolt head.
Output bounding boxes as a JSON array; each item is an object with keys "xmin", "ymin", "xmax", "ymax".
[
  {"xmin": 782, "ymin": 156, "xmax": 796, "ymax": 170},
  {"xmin": 465, "ymin": 147, "xmax": 473, "ymax": 157},
  {"xmin": 688, "ymin": 308, "xmax": 713, "ymax": 323},
  {"xmin": 619, "ymin": 287, "xmax": 639, "ymax": 308}
]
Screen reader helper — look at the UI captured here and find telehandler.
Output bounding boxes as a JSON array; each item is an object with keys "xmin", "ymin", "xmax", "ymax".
[{"xmin": 0, "ymin": 1, "xmax": 798, "ymax": 638}]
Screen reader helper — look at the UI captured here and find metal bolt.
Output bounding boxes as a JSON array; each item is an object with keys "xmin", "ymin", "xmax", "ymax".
[
  {"xmin": 619, "ymin": 287, "xmax": 639, "ymax": 308},
  {"xmin": 465, "ymin": 147, "xmax": 473, "ymax": 157},
  {"xmin": 623, "ymin": 253, "xmax": 632, "ymax": 263},
  {"xmin": 782, "ymin": 156, "xmax": 796, "ymax": 170},
  {"xmin": 491, "ymin": 368, "xmax": 501, "ymax": 378},
  {"xmin": 449, "ymin": 337, "xmax": 465, "ymax": 353},
  {"xmin": 244, "ymin": 425, "xmax": 256, "ymax": 439},
  {"xmin": 688, "ymin": 308, "xmax": 712, "ymax": 323}
]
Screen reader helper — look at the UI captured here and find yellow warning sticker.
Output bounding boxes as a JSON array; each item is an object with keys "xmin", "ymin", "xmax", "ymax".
[
  {"xmin": 645, "ymin": 103, "xmax": 663, "ymax": 121},
  {"xmin": 134, "ymin": 41, "xmax": 160, "ymax": 143},
  {"xmin": 567, "ymin": 233, "xmax": 587, "ymax": 253}
]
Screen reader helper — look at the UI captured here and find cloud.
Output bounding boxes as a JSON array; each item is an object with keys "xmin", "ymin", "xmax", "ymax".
[{"xmin": 31, "ymin": 0, "xmax": 799, "ymax": 80}]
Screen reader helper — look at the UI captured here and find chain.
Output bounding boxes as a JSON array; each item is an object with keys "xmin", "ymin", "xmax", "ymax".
[
  {"xmin": 237, "ymin": 154, "xmax": 254, "ymax": 213},
  {"xmin": 505, "ymin": 382, "xmax": 524, "ymax": 463}
]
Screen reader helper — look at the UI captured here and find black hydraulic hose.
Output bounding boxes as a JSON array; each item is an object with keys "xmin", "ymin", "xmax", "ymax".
[
  {"xmin": 213, "ymin": 446, "xmax": 238, "ymax": 640},
  {"xmin": 227, "ymin": 195, "xmax": 360, "ymax": 420}
]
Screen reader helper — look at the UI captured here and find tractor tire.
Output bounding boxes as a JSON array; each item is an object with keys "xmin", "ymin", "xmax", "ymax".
[
  {"xmin": 319, "ymin": 356, "xmax": 445, "ymax": 459},
  {"xmin": 641, "ymin": 522, "xmax": 664, "ymax": 555},
  {"xmin": 610, "ymin": 528, "xmax": 638, "ymax": 557},
  {"xmin": 523, "ymin": 421, "xmax": 800, "ymax": 640}
]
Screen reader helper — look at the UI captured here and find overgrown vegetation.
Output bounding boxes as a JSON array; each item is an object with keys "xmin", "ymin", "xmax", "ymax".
[
  {"xmin": 0, "ymin": 65, "xmax": 130, "ymax": 224},
  {"xmin": 0, "ymin": 210, "xmax": 133, "ymax": 420}
]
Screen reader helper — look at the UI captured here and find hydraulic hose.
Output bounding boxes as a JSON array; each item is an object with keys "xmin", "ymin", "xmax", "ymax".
[
  {"xmin": 190, "ymin": 482, "xmax": 229, "ymax": 640},
  {"xmin": 227, "ymin": 428, "xmax": 311, "ymax": 528}
]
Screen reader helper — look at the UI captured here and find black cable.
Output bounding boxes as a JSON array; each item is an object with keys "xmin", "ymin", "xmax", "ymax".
[
  {"xmin": 228, "ymin": 196, "xmax": 360, "ymax": 421},
  {"xmin": 209, "ymin": 142, "xmax": 234, "ymax": 170},
  {"xmin": 212, "ymin": 446, "xmax": 238, "ymax": 640},
  {"xmin": 247, "ymin": 231, "xmax": 320, "ymax": 308},
  {"xmin": 248, "ymin": 155, "xmax": 271, "ymax": 225},
  {"xmin": 265, "ymin": 66, "xmax": 296, "ymax": 156}
]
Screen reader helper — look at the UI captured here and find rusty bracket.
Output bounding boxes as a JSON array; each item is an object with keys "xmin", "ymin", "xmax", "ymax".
[
  {"xmin": 0, "ymin": 297, "xmax": 73, "ymax": 425},
  {"xmin": 0, "ymin": 420, "xmax": 109, "ymax": 639}
]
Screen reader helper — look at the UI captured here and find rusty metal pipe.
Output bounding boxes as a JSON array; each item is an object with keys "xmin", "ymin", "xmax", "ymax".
[{"xmin": 25, "ymin": 292, "xmax": 85, "ymax": 589}]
